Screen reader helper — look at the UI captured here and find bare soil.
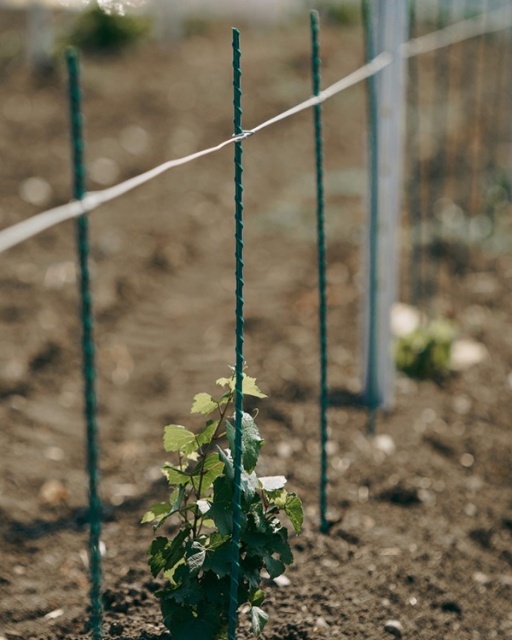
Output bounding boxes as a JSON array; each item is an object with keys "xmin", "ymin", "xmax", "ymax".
[{"xmin": 0, "ymin": 9, "xmax": 511, "ymax": 640}]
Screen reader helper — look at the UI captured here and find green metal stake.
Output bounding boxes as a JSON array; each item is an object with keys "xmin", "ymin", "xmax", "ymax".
[
  {"xmin": 361, "ymin": 0, "xmax": 380, "ymax": 432},
  {"xmin": 310, "ymin": 10, "xmax": 330, "ymax": 534},
  {"xmin": 425, "ymin": 0, "xmax": 452, "ymax": 309},
  {"xmin": 66, "ymin": 48, "xmax": 103, "ymax": 640},
  {"xmin": 228, "ymin": 27, "xmax": 245, "ymax": 640},
  {"xmin": 406, "ymin": 0, "xmax": 425, "ymax": 307}
]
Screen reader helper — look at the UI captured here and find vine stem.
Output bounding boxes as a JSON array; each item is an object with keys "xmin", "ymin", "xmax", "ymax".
[{"xmin": 191, "ymin": 392, "xmax": 234, "ymax": 537}]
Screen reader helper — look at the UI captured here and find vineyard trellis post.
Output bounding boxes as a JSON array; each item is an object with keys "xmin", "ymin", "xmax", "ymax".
[
  {"xmin": 362, "ymin": 0, "xmax": 409, "ymax": 428},
  {"xmin": 66, "ymin": 48, "xmax": 103, "ymax": 640},
  {"xmin": 26, "ymin": 1, "xmax": 53, "ymax": 72},
  {"xmin": 228, "ymin": 27, "xmax": 246, "ymax": 640},
  {"xmin": 309, "ymin": 10, "xmax": 330, "ymax": 534}
]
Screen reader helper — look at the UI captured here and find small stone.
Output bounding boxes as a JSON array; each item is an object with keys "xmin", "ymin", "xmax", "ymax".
[
  {"xmin": 90, "ymin": 157, "xmax": 120, "ymax": 186},
  {"xmin": 465, "ymin": 475, "xmax": 484, "ymax": 492},
  {"xmin": 276, "ymin": 441, "xmax": 292, "ymax": 458},
  {"xmin": 464, "ymin": 503, "xmax": 477, "ymax": 517},
  {"xmin": 391, "ymin": 303, "xmax": 421, "ymax": 337},
  {"xmin": 373, "ymin": 434, "xmax": 396, "ymax": 456},
  {"xmin": 384, "ymin": 619, "xmax": 403, "ymax": 637},
  {"xmin": 450, "ymin": 339, "xmax": 487, "ymax": 371},
  {"xmin": 39, "ymin": 479, "xmax": 70, "ymax": 506},
  {"xmin": 44, "ymin": 608, "xmax": 64, "ymax": 620},
  {"xmin": 19, "ymin": 176, "xmax": 52, "ymax": 206},
  {"xmin": 473, "ymin": 571, "xmax": 490, "ymax": 585},
  {"xmin": 44, "ymin": 446, "xmax": 65, "ymax": 462},
  {"xmin": 460, "ymin": 453, "xmax": 475, "ymax": 468},
  {"xmin": 453, "ymin": 395, "xmax": 472, "ymax": 415},
  {"xmin": 315, "ymin": 616, "xmax": 329, "ymax": 629},
  {"xmin": 273, "ymin": 574, "xmax": 291, "ymax": 587},
  {"xmin": 120, "ymin": 125, "xmax": 150, "ymax": 156}
]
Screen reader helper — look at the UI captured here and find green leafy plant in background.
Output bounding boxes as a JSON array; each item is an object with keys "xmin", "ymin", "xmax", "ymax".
[
  {"xmin": 64, "ymin": 5, "xmax": 150, "ymax": 53},
  {"xmin": 142, "ymin": 372, "xmax": 303, "ymax": 640},
  {"xmin": 395, "ymin": 319, "xmax": 456, "ymax": 380}
]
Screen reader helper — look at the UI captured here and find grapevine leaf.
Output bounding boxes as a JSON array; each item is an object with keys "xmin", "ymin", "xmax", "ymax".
[
  {"xmin": 186, "ymin": 541, "xmax": 206, "ymax": 576},
  {"xmin": 266, "ymin": 488, "xmax": 288, "ymax": 508},
  {"xmin": 141, "ymin": 502, "xmax": 171, "ymax": 525},
  {"xmin": 226, "ymin": 414, "xmax": 264, "ymax": 473},
  {"xmin": 241, "ymin": 554, "xmax": 264, "ymax": 589},
  {"xmin": 216, "ymin": 376, "xmax": 233, "ymax": 390},
  {"xmin": 163, "ymin": 577, "xmax": 203, "ymax": 605},
  {"xmin": 241, "ymin": 413, "xmax": 264, "ymax": 471},
  {"xmin": 250, "ymin": 606, "xmax": 269, "ymax": 635},
  {"xmin": 264, "ymin": 554, "xmax": 285, "ymax": 579},
  {"xmin": 144, "ymin": 485, "xmax": 187, "ymax": 531},
  {"xmin": 203, "ymin": 540, "xmax": 232, "ymax": 576},
  {"xmin": 250, "ymin": 503, "xmax": 270, "ymax": 533},
  {"xmin": 243, "ymin": 529, "xmax": 270, "ymax": 557},
  {"xmin": 149, "ymin": 485, "xmax": 187, "ymax": 530},
  {"xmin": 216, "ymin": 446, "xmax": 234, "ymax": 480},
  {"xmin": 147, "ymin": 527, "xmax": 190, "ymax": 578},
  {"xmin": 196, "ymin": 419, "xmax": 219, "ymax": 446},
  {"xmin": 249, "ymin": 588, "xmax": 266, "ymax": 607},
  {"xmin": 217, "ymin": 373, "xmax": 266, "ymax": 398},
  {"xmin": 259, "ymin": 476, "xmax": 287, "ymax": 492},
  {"xmin": 191, "ymin": 393, "xmax": 218, "ymax": 415},
  {"xmin": 171, "ymin": 485, "xmax": 186, "ymax": 510},
  {"xmin": 196, "ymin": 499, "xmax": 210, "ymax": 515},
  {"xmin": 208, "ymin": 532, "xmax": 230, "ymax": 550},
  {"xmin": 209, "ymin": 475, "xmax": 235, "ymax": 535},
  {"xmin": 241, "ymin": 470, "xmax": 259, "ymax": 504},
  {"xmin": 162, "ymin": 556, "xmax": 186, "ymax": 584},
  {"xmin": 163, "ymin": 425, "xmax": 197, "ymax": 455},
  {"xmin": 273, "ymin": 528, "xmax": 294, "ymax": 565},
  {"xmin": 162, "ymin": 464, "xmax": 190, "ymax": 486},
  {"xmin": 284, "ymin": 493, "xmax": 304, "ymax": 534},
  {"xmin": 242, "ymin": 375, "xmax": 267, "ymax": 398},
  {"xmin": 208, "ymin": 503, "xmax": 232, "ymax": 536},
  {"xmin": 192, "ymin": 452, "xmax": 225, "ymax": 496},
  {"xmin": 200, "ymin": 518, "xmax": 215, "ymax": 529}
]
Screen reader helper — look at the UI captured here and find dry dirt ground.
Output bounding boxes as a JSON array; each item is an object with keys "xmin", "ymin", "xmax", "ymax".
[{"xmin": 0, "ymin": 9, "xmax": 512, "ymax": 640}]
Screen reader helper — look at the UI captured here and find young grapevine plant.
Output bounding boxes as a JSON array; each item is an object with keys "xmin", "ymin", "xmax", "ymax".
[
  {"xmin": 142, "ymin": 372, "xmax": 303, "ymax": 640},
  {"xmin": 395, "ymin": 318, "xmax": 456, "ymax": 380}
]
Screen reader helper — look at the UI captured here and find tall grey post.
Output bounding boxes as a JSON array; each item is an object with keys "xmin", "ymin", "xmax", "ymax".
[
  {"xmin": 363, "ymin": 0, "xmax": 409, "ymax": 412},
  {"xmin": 27, "ymin": 2, "xmax": 54, "ymax": 72}
]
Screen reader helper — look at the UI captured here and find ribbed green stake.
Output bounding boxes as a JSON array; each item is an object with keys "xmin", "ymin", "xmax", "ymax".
[
  {"xmin": 361, "ymin": 0, "xmax": 380, "ymax": 434},
  {"xmin": 66, "ymin": 48, "xmax": 103, "ymax": 640},
  {"xmin": 228, "ymin": 27, "xmax": 244, "ymax": 640},
  {"xmin": 406, "ymin": 0, "xmax": 424, "ymax": 307},
  {"xmin": 425, "ymin": 0, "xmax": 451, "ymax": 308},
  {"xmin": 310, "ymin": 11, "xmax": 329, "ymax": 534}
]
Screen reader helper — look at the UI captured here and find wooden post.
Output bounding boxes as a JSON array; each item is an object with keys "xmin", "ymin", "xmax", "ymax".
[{"xmin": 363, "ymin": 0, "xmax": 409, "ymax": 417}]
